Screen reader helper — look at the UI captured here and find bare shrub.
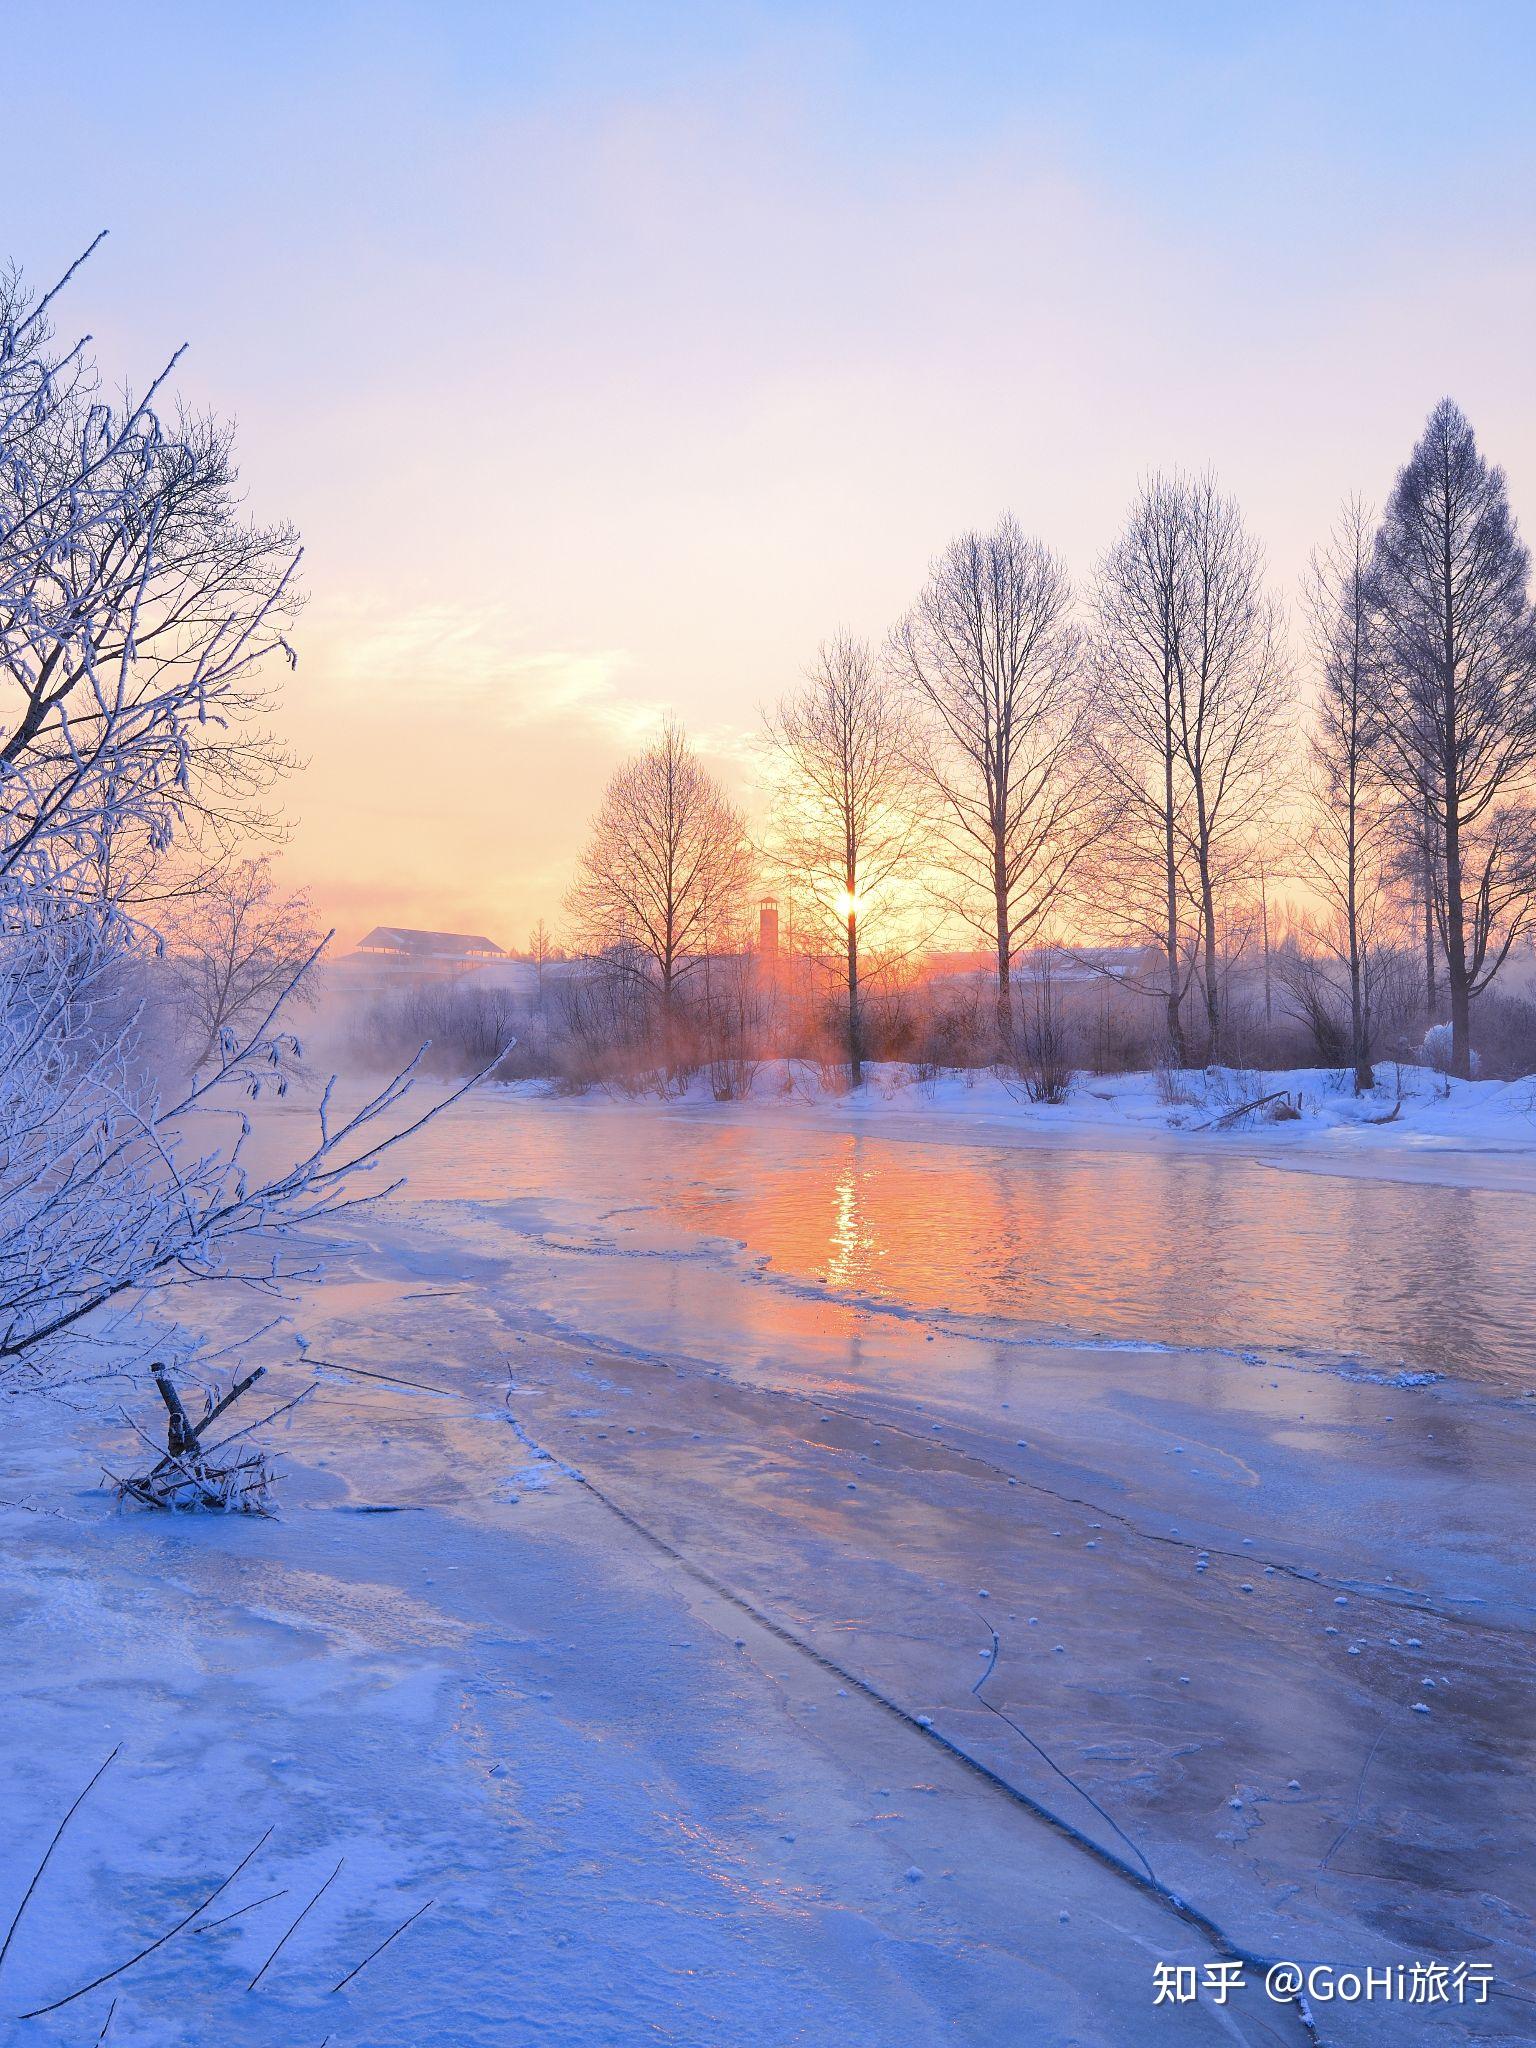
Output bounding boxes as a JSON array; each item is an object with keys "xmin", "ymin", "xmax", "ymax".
[
  {"xmin": 550, "ymin": 966, "xmax": 661, "ymax": 1096},
  {"xmin": 694, "ymin": 952, "xmax": 767, "ymax": 1100},
  {"xmin": 1469, "ymin": 988, "xmax": 1536, "ymax": 1079},
  {"xmin": 1011, "ymin": 950, "xmax": 1075, "ymax": 1103},
  {"xmin": 906, "ymin": 979, "xmax": 993, "ymax": 1080},
  {"xmin": 1154, "ymin": 1059, "xmax": 1205, "ymax": 1108},
  {"xmin": 347, "ymin": 977, "xmax": 521, "ymax": 1079}
]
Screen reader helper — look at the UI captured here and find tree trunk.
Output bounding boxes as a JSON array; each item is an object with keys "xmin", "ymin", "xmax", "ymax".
[
  {"xmin": 1444, "ymin": 807, "xmax": 1471, "ymax": 1079},
  {"xmin": 846, "ymin": 908, "xmax": 862, "ymax": 1088},
  {"xmin": 1198, "ymin": 860, "xmax": 1220, "ymax": 1063},
  {"xmin": 1189, "ymin": 750, "xmax": 1220, "ymax": 1061},
  {"xmin": 1347, "ymin": 934, "xmax": 1372, "ymax": 1093},
  {"xmin": 1162, "ymin": 731, "xmax": 1186, "ymax": 1065},
  {"xmin": 1441, "ymin": 530, "xmax": 1471, "ymax": 1081},
  {"xmin": 1259, "ymin": 868, "xmax": 1273, "ymax": 1028},
  {"xmin": 1421, "ymin": 837, "xmax": 1438, "ymax": 1026},
  {"xmin": 660, "ymin": 962, "xmax": 676, "ymax": 1080},
  {"xmin": 994, "ymin": 848, "xmax": 1012, "ymax": 1056},
  {"xmin": 1346, "ymin": 839, "xmax": 1372, "ymax": 1093}
]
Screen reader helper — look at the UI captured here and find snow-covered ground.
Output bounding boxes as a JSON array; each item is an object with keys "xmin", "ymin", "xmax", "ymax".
[
  {"xmin": 2, "ymin": 1078, "xmax": 1532, "ymax": 2044},
  {"xmin": 498, "ymin": 1056, "xmax": 1536, "ymax": 1184}
]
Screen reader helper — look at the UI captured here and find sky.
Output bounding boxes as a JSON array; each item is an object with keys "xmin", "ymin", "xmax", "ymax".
[{"xmin": 7, "ymin": 1, "xmax": 1536, "ymax": 947}]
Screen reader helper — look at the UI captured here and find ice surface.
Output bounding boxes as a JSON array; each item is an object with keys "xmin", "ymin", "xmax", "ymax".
[{"xmin": 2, "ymin": 1079, "xmax": 1531, "ymax": 2043}]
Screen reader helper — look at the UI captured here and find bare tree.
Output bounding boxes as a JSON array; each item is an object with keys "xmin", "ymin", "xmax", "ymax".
[
  {"xmin": 1091, "ymin": 478, "xmax": 1200, "ymax": 1061},
  {"xmin": 1369, "ymin": 399, "xmax": 1536, "ymax": 1079},
  {"xmin": 1298, "ymin": 499, "xmax": 1394, "ymax": 1090},
  {"xmin": 164, "ymin": 856, "xmax": 321, "ymax": 1071},
  {"xmin": 763, "ymin": 633, "xmax": 925, "ymax": 1084},
  {"xmin": 528, "ymin": 917, "xmax": 555, "ymax": 1003},
  {"xmin": 1093, "ymin": 473, "xmax": 1290, "ymax": 1062},
  {"xmin": 567, "ymin": 716, "xmax": 753, "ymax": 1068},
  {"xmin": 889, "ymin": 514, "xmax": 1105, "ymax": 1046}
]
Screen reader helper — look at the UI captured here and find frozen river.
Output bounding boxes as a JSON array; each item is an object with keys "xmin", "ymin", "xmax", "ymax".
[
  {"xmin": 352, "ymin": 1091, "xmax": 1535, "ymax": 2041},
  {"xmin": 4, "ymin": 1088, "xmax": 1532, "ymax": 2046},
  {"xmin": 390, "ymin": 1090, "xmax": 1536, "ymax": 1387}
]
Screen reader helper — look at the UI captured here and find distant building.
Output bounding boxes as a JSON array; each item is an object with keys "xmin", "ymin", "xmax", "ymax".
[
  {"xmin": 354, "ymin": 926, "xmax": 506, "ymax": 969},
  {"xmin": 338, "ymin": 926, "xmax": 508, "ymax": 989},
  {"xmin": 338, "ymin": 926, "xmax": 586, "ymax": 998}
]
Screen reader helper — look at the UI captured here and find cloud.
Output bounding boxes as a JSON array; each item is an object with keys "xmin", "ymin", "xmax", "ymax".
[
  {"xmin": 298, "ymin": 596, "xmax": 762, "ymax": 771},
  {"xmin": 300, "ymin": 598, "xmax": 661, "ymax": 742}
]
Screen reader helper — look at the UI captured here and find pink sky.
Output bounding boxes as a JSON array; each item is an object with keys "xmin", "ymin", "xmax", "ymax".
[{"xmin": 13, "ymin": 5, "xmax": 1535, "ymax": 949}]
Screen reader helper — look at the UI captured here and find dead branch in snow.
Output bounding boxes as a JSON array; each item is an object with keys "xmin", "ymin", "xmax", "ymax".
[
  {"xmin": 20, "ymin": 1827, "xmax": 273, "ymax": 2017},
  {"xmin": 0, "ymin": 1745, "xmax": 120, "ymax": 1982},
  {"xmin": 329, "ymin": 1896, "xmax": 435, "ymax": 1993},
  {"xmin": 247, "ymin": 1856, "xmax": 345, "ymax": 1992},
  {"xmin": 1320, "ymin": 1726, "xmax": 1387, "ymax": 1872},
  {"xmin": 194, "ymin": 1888, "xmax": 290, "ymax": 1934},
  {"xmin": 1193, "ymin": 1089, "xmax": 1299, "ymax": 1130},
  {"xmin": 969, "ymin": 1615, "xmax": 1158, "ymax": 1886},
  {"xmin": 108, "ymin": 1363, "xmax": 312, "ymax": 1514}
]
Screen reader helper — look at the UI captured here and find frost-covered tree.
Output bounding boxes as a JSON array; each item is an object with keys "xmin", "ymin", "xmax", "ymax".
[
  {"xmin": 0, "ymin": 240, "xmax": 301, "ymax": 905},
  {"xmin": 163, "ymin": 855, "xmax": 321, "ymax": 1072},
  {"xmin": 1090, "ymin": 478, "xmax": 1201, "ymax": 1062},
  {"xmin": 0, "ymin": 903, "xmax": 446, "ymax": 1388},
  {"xmin": 1298, "ymin": 499, "xmax": 1396, "ymax": 1091},
  {"xmin": 0, "ymin": 245, "xmax": 459, "ymax": 1395},
  {"xmin": 1369, "ymin": 400, "xmax": 1536, "ymax": 1080},
  {"xmin": 1093, "ymin": 474, "xmax": 1290, "ymax": 1062}
]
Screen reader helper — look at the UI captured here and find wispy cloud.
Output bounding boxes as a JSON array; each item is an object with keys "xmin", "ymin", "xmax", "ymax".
[
  {"xmin": 305, "ymin": 599, "xmax": 658, "ymax": 741},
  {"xmin": 304, "ymin": 597, "xmax": 759, "ymax": 765}
]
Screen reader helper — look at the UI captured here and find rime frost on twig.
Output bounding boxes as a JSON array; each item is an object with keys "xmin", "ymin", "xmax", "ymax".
[
  {"xmin": 0, "ymin": 249, "xmax": 487, "ymax": 1400},
  {"xmin": 0, "ymin": 898, "xmax": 477, "ymax": 1395},
  {"xmin": 105, "ymin": 1363, "xmax": 316, "ymax": 1514}
]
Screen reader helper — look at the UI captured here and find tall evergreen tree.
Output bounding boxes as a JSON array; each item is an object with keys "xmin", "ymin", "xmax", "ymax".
[{"xmin": 1371, "ymin": 400, "xmax": 1536, "ymax": 1079}]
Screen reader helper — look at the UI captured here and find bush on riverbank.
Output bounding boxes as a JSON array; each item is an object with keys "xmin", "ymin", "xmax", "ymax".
[{"xmin": 331, "ymin": 942, "xmax": 1536, "ymax": 1095}]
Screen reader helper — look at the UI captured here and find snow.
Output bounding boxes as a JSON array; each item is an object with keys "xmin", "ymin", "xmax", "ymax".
[
  {"xmin": 2, "ymin": 1085, "xmax": 1532, "ymax": 2043},
  {"xmin": 496, "ymin": 1057, "xmax": 1536, "ymax": 1182}
]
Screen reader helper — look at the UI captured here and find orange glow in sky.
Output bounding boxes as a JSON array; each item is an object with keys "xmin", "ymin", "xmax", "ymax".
[{"xmin": 14, "ymin": 7, "xmax": 1535, "ymax": 952}]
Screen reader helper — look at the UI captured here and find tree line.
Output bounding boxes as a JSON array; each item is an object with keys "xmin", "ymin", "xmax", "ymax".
[{"xmin": 569, "ymin": 400, "xmax": 1536, "ymax": 1089}]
